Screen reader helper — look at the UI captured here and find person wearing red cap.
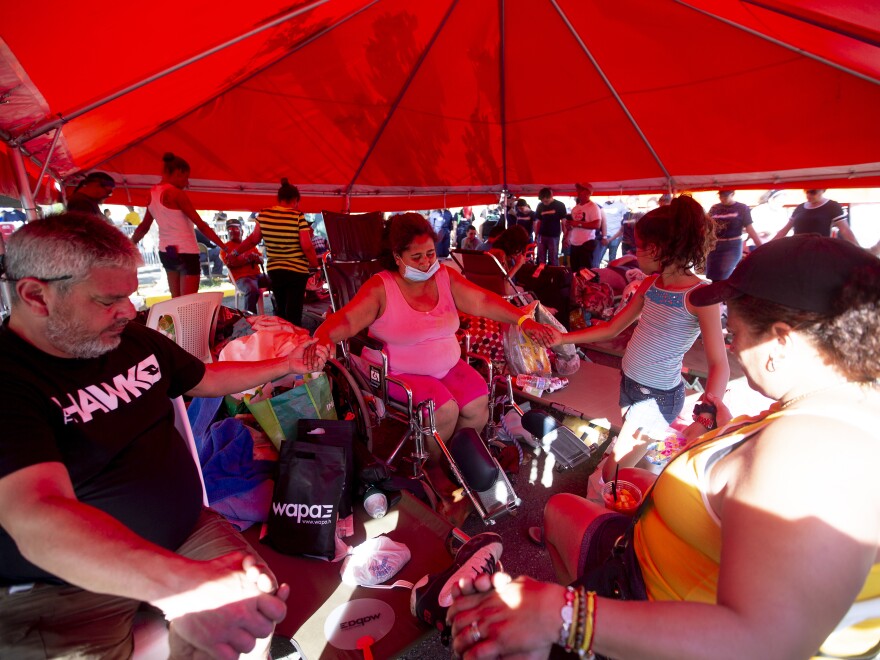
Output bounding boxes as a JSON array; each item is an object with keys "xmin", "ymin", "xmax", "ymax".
[{"xmin": 568, "ymin": 183, "xmax": 605, "ymax": 272}]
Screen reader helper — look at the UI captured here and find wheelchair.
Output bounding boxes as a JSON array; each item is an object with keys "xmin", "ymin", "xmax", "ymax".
[{"xmin": 318, "ymin": 211, "xmax": 523, "ymax": 525}]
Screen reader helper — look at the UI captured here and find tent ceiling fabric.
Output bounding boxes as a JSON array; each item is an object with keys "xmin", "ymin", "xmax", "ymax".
[{"xmin": 2, "ymin": 0, "xmax": 880, "ymax": 211}]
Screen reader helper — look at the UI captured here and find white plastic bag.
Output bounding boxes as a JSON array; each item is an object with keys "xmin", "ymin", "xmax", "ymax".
[{"xmin": 340, "ymin": 535, "xmax": 412, "ymax": 586}]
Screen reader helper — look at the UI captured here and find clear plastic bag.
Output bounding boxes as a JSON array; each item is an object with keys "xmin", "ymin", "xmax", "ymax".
[
  {"xmin": 503, "ymin": 302, "xmax": 552, "ymax": 376},
  {"xmin": 534, "ymin": 302, "xmax": 580, "ymax": 376}
]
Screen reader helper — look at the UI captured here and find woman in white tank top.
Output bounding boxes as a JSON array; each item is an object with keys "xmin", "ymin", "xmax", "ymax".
[{"xmin": 131, "ymin": 153, "xmax": 227, "ymax": 297}]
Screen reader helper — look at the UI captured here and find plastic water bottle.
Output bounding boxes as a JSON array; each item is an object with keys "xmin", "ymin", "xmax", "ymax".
[
  {"xmin": 363, "ymin": 488, "xmax": 388, "ymax": 519},
  {"xmin": 516, "ymin": 374, "xmax": 552, "ymax": 390}
]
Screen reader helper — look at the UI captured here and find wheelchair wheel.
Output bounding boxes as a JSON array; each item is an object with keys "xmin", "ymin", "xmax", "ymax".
[{"xmin": 324, "ymin": 358, "xmax": 374, "ymax": 452}]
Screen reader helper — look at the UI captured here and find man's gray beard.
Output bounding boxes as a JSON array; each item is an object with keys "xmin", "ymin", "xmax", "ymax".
[{"xmin": 45, "ymin": 312, "xmax": 123, "ymax": 359}]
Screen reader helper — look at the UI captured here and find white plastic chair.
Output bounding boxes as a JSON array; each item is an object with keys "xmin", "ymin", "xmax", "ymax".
[
  {"xmin": 132, "ymin": 396, "xmax": 208, "ymax": 658},
  {"xmin": 146, "ymin": 292, "xmax": 223, "ymax": 363}
]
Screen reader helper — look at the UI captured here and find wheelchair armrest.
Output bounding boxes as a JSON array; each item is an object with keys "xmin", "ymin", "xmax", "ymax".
[
  {"xmin": 344, "ymin": 332, "xmax": 416, "ymax": 415},
  {"xmin": 348, "ymin": 330, "xmax": 385, "ymax": 355},
  {"xmin": 465, "ymin": 351, "xmax": 494, "ymax": 383}
]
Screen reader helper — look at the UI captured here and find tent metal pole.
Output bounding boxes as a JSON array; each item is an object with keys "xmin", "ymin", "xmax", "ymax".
[
  {"xmin": 675, "ymin": 0, "xmax": 880, "ymax": 86},
  {"xmin": 10, "ymin": 146, "xmax": 39, "ymax": 221},
  {"xmin": 548, "ymin": 0, "xmax": 673, "ymax": 184},
  {"xmin": 345, "ymin": 0, "xmax": 460, "ymax": 196},
  {"xmin": 499, "ymin": 0, "xmax": 508, "ymax": 192},
  {"xmin": 11, "ymin": 0, "xmax": 331, "ymax": 147},
  {"xmin": 85, "ymin": 0, "xmax": 381, "ymax": 177},
  {"xmin": 31, "ymin": 128, "xmax": 61, "ymax": 201},
  {"xmin": 741, "ymin": 0, "xmax": 880, "ymax": 49}
]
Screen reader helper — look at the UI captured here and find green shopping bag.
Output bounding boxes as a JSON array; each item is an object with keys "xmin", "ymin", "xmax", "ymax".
[{"xmin": 245, "ymin": 374, "xmax": 337, "ymax": 450}]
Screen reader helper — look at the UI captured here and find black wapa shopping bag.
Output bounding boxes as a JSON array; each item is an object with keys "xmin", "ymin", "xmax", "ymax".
[
  {"xmin": 263, "ymin": 441, "xmax": 345, "ymax": 559},
  {"xmin": 297, "ymin": 419, "xmax": 356, "ymax": 519}
]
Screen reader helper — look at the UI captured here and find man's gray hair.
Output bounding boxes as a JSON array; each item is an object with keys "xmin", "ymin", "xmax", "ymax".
[{"xmin": 6, "ymin": 212, "xmax": 142, "ymax": 303}]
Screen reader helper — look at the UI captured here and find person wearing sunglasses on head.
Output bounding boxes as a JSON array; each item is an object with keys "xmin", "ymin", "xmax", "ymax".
[{"xmin": 773, "ymin": 189, "xmax": 859, "ymax": 245}]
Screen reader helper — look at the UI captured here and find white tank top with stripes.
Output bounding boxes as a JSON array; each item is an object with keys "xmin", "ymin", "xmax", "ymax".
[{"xmin": 622, "ymin": 278, "xmax": 704, "ymax": 390}]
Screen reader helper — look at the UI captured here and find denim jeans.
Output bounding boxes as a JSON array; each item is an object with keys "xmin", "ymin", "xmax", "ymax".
[
  {"xmin": 596, "ymin": 235, "xmax": 622, "ymax": 265},
  {"xmin": 705, "ymin": 238, "xmax": 743, "ymax": 282},
  {"xmin": 235, "ymin": 275, "xmax": 262, "ymax": 314},
  {"xmin": 537, "ymin": 235, "xmax": 560, "ymax": 266},
  {"xmin": 619, "ymin": 373, "xmax": 685, "ymax": 434}
]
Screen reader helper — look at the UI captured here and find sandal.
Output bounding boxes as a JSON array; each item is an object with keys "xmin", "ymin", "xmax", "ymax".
[{"xmin": 527, "ymin": 526, "xmax": 545, "ymax": 548}]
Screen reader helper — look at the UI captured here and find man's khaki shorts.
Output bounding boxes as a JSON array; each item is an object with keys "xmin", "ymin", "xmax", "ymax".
[{"xmin": 0, "ymin": 509, "xmax": 273, "ymax": 660}]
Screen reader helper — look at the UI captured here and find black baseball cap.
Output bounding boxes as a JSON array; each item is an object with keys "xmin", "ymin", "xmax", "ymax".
[
  {"xmin": 82, "ymin": 171, "xmax": 115, "ymax": 188},
  {"xmin": 690, "ymin": 235, "xmax": 878, "ymax": 314}
]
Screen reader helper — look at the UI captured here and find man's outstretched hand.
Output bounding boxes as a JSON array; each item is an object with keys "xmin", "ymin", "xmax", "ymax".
[{"xmin": 160, "ymin": 553, "xmax": 289, "ymax": 660}]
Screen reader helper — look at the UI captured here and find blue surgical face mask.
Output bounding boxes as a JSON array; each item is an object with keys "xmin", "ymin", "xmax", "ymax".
[{"xmin": 402, "ymin": 259, "xmax": 440, "ymax": 282}]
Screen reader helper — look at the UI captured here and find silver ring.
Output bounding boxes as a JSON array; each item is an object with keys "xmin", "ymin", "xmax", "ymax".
[{"xmin": 469, "ymin": 620, "xmax": 482, "ymax": 644}]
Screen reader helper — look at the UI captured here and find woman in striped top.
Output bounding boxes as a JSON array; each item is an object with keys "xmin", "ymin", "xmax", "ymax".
[
  {"xmin": 552, "ymin": 195, "xmax": 730, "ymax": 481},
  {"xmin": 230, "ymin": 179, "xmax": 318, "ymax": 325}
]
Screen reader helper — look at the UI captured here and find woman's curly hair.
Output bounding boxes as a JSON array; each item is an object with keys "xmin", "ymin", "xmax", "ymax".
[
  {"xmin": 379, "ymin": 212, "xmax": 437, "ymax": 271},
  {"xmin": 635, "ymin": 195, "xmax": 716, "ymax": 272},
  {"xmin": 729, "ymin": 262, "xmax": 880, "ymax": 382}
]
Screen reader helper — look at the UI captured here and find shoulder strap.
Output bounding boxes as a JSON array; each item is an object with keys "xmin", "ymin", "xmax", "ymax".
[{"xmin": 619, "ymin": 410, "xmax": 776, "ymax": 540}]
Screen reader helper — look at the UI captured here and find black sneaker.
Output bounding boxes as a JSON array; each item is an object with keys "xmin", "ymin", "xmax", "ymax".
[{"xmin": 409, "ymin": 532, "xmax": 503, "ymax": 640}]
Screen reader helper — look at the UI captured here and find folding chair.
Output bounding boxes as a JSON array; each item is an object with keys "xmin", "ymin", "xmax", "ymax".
[{"xmin": 450, "ymin": 248, "xmax": 532, "ymax": 306}]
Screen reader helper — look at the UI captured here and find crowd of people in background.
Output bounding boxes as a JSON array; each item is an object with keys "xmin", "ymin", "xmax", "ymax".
[{"xmin": 8, "ymin": 170, "xmax": 874, "ymax": 318}]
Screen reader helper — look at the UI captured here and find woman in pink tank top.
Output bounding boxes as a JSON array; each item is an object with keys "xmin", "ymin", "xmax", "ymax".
[{"xmin": 312, "ymin": 213, "xmax": 556, "ymax": 515}]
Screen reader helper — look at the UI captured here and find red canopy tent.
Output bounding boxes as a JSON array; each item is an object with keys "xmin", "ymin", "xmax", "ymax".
[{"xmin": 1, "ymin": 0, "xmax": 879, "ymax": 213}]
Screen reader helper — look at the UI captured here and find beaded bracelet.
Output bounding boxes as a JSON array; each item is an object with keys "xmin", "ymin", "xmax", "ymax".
[
  {"xmin": 574, "ymin": 586, "xmax": 588, "ymax": 652},
  {"xmin": 559, "ymin": 586, "xmax": 575, "ymax": 649}
]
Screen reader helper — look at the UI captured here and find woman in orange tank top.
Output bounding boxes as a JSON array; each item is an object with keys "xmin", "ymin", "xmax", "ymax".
[{"xmin": 448, "ymin": 235, "xmax": 880, "ymax": 660}]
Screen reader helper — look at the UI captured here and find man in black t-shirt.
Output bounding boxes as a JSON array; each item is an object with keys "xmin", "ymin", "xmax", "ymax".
[
  {"xmin": 0, "ymin": 214, "xmax": 329, "ymax": 659},
  {"xmin": 773, "ymin": 189, "xmax": 859, "ymax": 245},
  {"xmin": 535, "ymin": 187, "xmax": 567, "ymax": 266}
]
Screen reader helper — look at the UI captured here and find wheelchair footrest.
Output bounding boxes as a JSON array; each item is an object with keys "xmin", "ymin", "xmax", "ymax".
[
  {"xmin": 448, "ymin": 428, "xmax": 499, "ymax": 492},
  {"xmin": 446, "ymin": 428, "xmax": 520, "ymax": 524}
]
